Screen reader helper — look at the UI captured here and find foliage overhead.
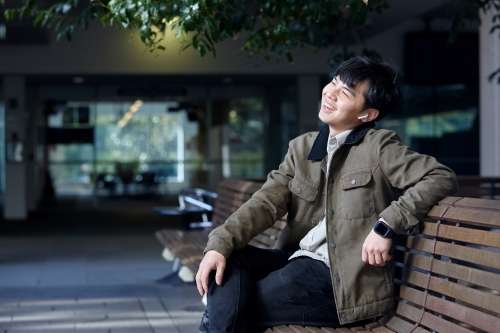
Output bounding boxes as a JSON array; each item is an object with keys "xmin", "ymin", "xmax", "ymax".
[
  {"xmin": 1, "ymin": 0, "xmax": 500, "ymax": 75},
  {"xmin": 2, "ymin": 0, "xmax": 390, "ymax": 65}
]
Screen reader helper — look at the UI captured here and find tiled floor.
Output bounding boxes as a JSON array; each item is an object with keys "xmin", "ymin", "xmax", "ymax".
[{"xmin": 0, "ymin": 235, "xmax": 204, "ymax": 332}]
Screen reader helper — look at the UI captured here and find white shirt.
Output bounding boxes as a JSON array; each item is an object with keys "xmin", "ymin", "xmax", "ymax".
[{"xmin": 288, "ymin": 129, "xmax": 352, "ymax": 267}]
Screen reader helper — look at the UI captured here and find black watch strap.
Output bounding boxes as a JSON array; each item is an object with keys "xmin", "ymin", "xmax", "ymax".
[{"xmin": 373, "ymin": 220, "xmax": 396, "ymax": 239}]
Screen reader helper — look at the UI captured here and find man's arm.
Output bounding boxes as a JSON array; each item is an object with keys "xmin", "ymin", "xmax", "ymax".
[
  {"xmin": 362, "ymin": 130, "xmax": 458, "ymax": 265},
  {"xmin": 376, "ymin": 130, "xmax": 458, "ymax": 233},
  {"xmin": 195, "ymin": 142, "xmax": 298, "ymax": 294}
]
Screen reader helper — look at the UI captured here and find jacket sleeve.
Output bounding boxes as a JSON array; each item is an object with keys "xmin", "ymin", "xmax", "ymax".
[
  {"xmin": 377, "ymin": 130, "xmax": 459, "ymax": 233},
  {"xmin": 204, "ymin": 143, "xmax": 296, "ymax": 259}
]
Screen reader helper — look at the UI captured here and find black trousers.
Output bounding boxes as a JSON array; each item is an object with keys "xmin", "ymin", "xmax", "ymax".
[{"xmin": 199, "ymin": 245, "xmax": 340, "ymax": 333}]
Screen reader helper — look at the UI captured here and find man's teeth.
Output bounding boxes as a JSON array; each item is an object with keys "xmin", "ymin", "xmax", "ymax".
[{"xmin": 324, "ymin": 103, "xmax": 336, "ymax": 111}]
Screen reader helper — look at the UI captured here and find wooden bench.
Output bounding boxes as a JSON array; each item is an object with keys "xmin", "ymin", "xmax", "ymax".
[
  {"xmin": 152, "ymin": 188, "xmax": 218, "ymax": 230},
  {"xmin": 155, "ymin": 179, "xmax": 500, "ymax": 333}
]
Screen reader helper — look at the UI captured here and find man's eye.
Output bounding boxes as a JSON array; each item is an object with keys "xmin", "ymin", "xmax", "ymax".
[{"xmin": 343, "ymin": 91, "xmax": 350, "ymax": 97}]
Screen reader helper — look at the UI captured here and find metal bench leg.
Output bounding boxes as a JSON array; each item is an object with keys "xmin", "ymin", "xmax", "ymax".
[{"xmin": 172, "ymin": 257, "xmax": 181, "ymax": 272}]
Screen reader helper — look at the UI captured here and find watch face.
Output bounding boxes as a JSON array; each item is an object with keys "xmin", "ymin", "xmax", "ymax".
[{"xmin": 374, "ymin": 221, "xmax": 390, "ymax": 236}]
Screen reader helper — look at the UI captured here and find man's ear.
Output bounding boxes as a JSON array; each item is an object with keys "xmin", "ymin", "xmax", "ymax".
[{"xmin": 360, "ymin": 108, "xmax": 379, "ymax": 122}]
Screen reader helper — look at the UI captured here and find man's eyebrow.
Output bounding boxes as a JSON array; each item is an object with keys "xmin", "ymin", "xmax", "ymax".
[{"xmin": 342, "ymin": 85, "xmax": 355, "ymax": 96}]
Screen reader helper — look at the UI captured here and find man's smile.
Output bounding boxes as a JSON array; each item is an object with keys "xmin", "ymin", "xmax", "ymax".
[{"xmin": 323, "ymin": 102, "xmax": 337, "ymax": 111}]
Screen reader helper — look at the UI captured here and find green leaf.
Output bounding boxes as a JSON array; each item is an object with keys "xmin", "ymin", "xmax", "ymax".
[
  {"xmin": 175, "ymin": 22, "xmax": 184, "ymax": 38},
  {"xmin": 4, "ymin": 9, "xmax": 16, "ymax": 21},
  {"xmin": 34, "ymin": 13, "xmax": 44, "ymax": 25}
]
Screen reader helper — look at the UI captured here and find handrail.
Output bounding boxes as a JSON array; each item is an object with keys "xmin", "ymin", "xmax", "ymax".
[{"xmin": 183, "ymin": 196, "xmax": 213, "ymax": 211}]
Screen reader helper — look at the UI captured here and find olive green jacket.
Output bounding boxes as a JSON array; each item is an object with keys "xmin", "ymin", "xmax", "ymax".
[{"xmin": 205, "ymin": 122, "xmax": 458, "ymax": 324}]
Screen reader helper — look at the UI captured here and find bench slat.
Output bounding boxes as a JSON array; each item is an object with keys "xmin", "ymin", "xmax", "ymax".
[
  {"xmin": 378, "ymin": 312, "xmax": 423, "ymax": 333},
  {"xmin": 393, "ymin": 302, "xmax": 421, "ymax": 324},
  {"xmin": 434, "ymin": 241, "xmax": 500, "ymax": 270},
  {"xmin": 427, "ymin": 205, "xmax": 500, "ymax": 228},
  {"xmin": 399, "ymin": 251, "xmax": 500, "ymax": 292},
  {"xmin": 370, "ymin": 325, "xmax": 396, "ymax": 333},
  {"xmin": 421, "ymin": 222, "xmax": 500, "ymax": 249},
  {"xmin": 272, "ymin": 325, "xmax": 296, "ymax": 333},
  {"xmin": 439, "ymin": 196, "xmax": 500, "ymax": 211},
  {"xmin": 400, "ymin": 268, "xmax": 500, "ymax": 314},
  {"xmin": 396, "ymin": 290, "xmax": 474, "ymax": 333},
  {"xmin": 402, "ymin": 236, "xmax": 435, "ymax": 254},
  {"xmin": 288, "ymin": 325, "xmax": 319, "ymax": 332},
  {"xmin": 317, "ymin": 328, "xmax": 337, "ymax": 332},
  {"xmin": 390, "ymin": 303, "xmax": 431, "ymax": 332},
  {"xmin": 402, "ymin": 235, "xmax": 500, "ymax": 270},
  {"xmin": 399, "ymin": 285, "xmax": 500, "ymax": 332}
]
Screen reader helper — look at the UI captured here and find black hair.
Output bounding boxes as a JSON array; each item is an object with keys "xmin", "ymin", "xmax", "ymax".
[{"xmin": 335, "ymin": 56, "xmax": 402, "ymax": 121}]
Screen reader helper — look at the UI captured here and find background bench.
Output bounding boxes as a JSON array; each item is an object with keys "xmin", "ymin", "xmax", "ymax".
[
  {"xmin": 152, "ymin": 188, "xmax": 218, "ymax": 230},
  {"xmin": 455, "ymin": 176, "xmax": 500, "ymax": 199},
  {"xmin": 155, "ymin": 179, "xmax": 500, "ymax": 333}
]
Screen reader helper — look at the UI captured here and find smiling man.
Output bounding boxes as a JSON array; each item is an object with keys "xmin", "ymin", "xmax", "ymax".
[{"xmin": 196, "ymin": 56, "xmax": 458, "ymax": 333}]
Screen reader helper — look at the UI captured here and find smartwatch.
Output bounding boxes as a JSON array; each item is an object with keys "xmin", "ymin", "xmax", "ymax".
[{"xmin": 373, "ymin": 220, "xmax": 396, "ymax": 239}]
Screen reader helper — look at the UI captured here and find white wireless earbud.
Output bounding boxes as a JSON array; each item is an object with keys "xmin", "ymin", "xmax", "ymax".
[{"xmin": 357, "ymin": 114, "xmax": 368, "ymax": 119}]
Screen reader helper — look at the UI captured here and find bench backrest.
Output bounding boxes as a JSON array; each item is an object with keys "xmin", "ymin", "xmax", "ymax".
[
  {"xmin": 212, "ymin": 179, "xmax": 266, "ymax": 228},
  {"xmin": 386, "ymin": 196, "xmax": 500, "ymax": 333},
  {"xmin": 212, "ymin": 179, "xmax": 288, "ymax": 249},
  {"xmin": 213, "ymin": 180, "xmax": 500, "ymax": 332}
]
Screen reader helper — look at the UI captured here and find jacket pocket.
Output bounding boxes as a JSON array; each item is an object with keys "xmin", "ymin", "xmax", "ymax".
[
  {"xmin": 287, "ymin": 177, "xmax": 318, "ymax": 223},
  {"xmin": 341, "ymin": 171, "xmax": 375, "ymax": 220}
]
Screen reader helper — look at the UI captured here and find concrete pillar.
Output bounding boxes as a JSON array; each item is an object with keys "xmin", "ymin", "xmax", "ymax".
[
  {"xmin": 3, "ymin": 76, "xmax": 28, "ymax": 219},
  {"xmin": 25, "ymin": 88, "xmax": 38, "ymax": 211},
  {"xmin": 297, "ymin": 76, "xmax": 321, "ymax": 134},
  {"xmin": 479, "ymin": 8, "xmax": 500, "ymax": 176}
]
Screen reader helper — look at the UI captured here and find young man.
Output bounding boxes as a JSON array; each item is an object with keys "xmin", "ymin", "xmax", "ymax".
[{"xmin": 196, "ymin": 56, "xmax": 458, "ymax": 333}]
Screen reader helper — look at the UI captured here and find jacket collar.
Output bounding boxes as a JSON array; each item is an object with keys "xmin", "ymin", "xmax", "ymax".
[{"xmin": 307, "ymin": 122, "xmax": 375, "ymax": 161}]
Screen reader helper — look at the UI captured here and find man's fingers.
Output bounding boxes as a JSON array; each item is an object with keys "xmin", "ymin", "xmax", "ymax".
[
  {"xmin": 201, "ymin": 268, "xmax": 210, "ymax": 294},
  {"xmin": 195, "ymin": 272, "xmax": 204, "ymax": 296},
  {"xmin": 361, "ymin": 247, "xmax": 368, "ymax": 263},
  {"xmin": 195, "ymin": 269, "xmax": 205, "ymax": 296},
  {"xmin": 215, "ymin": 261, "xmax": 226, "ymax": 285},
  {"xmin": 374, "ymin": 252, "xmax": 385, "ymax": 266},
  {"xmin": 382, "ymin": 252, "xmax": 392, "ymax": 263}
]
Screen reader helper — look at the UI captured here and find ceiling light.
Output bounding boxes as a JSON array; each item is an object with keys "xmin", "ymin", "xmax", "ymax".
[
  {"xmin": 117, "ymin": 100, "xmax": 143, "ymax": 129},
  {"xmin": 73, "ymin": 77, "xmax": 85, "ymax": 84}
]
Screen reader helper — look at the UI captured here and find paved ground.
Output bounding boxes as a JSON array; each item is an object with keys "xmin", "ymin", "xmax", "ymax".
[{"xmin": 0, "ymin": 234, "xmax": 204, "ymax": 332}]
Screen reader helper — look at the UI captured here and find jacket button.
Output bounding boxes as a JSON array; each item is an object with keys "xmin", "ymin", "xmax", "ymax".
[
  {"xmin": 341, "ymin": 313, "xmax": 348, "ymax": 320},
  {"xmin": 351, "ymin": 179, "xmax": 356, "ymax": 185},
  {"xmin": 330, "ymin": 209, "xmax": 335, "ymax": 216},
  {"xmin": 334, "ymin": 276, "xmax": 340, "ymax": 282},
  {"xmin": 311, "ymin": 220, "xmax": 315, "ymax": 225},
  {"xmin": 296, "ymin": 188, "xmax": 302, "ymax": 194},
  {"xmin": 330, "ymin": 242, "xmax": 336, "ymax": 248},
  {"xmin": 329, "ymin": 178, "xmax": 335, "ymax": 184}
]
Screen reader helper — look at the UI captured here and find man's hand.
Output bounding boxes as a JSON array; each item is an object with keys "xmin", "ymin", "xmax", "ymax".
[
  {"xmin": 195, "ymin": 250, "xmax": 226, "ymax": 296},
  {"xmin": 362, "ymin": 229, "xmax": 392, "ymax": 266}
]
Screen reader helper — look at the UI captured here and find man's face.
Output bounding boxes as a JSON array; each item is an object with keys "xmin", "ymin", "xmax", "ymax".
[{"xmin": 319, "ymin": 76, "xmax": 370, "ymax": 134}]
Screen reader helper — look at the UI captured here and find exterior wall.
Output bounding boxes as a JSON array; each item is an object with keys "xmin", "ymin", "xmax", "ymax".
[{"xmin": 480, "ymin": 8, "xmax": 500, "ymax": 176}]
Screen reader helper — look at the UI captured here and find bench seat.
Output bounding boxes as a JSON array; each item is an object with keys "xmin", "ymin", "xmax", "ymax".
[{"xmin": 155, "ymin": 179, "xmax": 500, "ymax": 333}]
